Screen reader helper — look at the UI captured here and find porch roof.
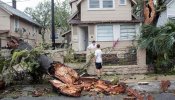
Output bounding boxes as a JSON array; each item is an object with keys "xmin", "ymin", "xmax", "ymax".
[
  {"xmin": 62, "ymin": 30, "xmax": 71, "ymax": 36},
  {"xmin": 69, "ymin": 19, "xmax": 142, "ymax": 24},
  {"xmin": 70, "ymin": 0, "xmax": 137, "ymax": 5}
]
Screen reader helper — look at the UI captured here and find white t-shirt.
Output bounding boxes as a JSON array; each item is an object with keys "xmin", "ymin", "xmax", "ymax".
[
  {"xmin": 87, "ymin": 44, "xmax": 97, "ymax": 49},
  {"xmin": 95, "ymin": 49, "xmax": 102, "ymax": 63}
]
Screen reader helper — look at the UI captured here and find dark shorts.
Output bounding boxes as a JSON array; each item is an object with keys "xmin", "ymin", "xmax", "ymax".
[{"xmin": 95, "ymin": 63, "xmax": 102, "ymax": 69}]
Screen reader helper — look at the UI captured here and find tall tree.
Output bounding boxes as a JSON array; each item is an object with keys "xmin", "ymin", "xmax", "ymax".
[
  {"xmin": 24, "ymin": 1, "xmax": 51, "ymax": 43},
  {"xmin": 133, "ymin": 0, "xmax": 166, "ymax": 25},
  {"xmin": 24, "ymin": 0, "xmax": 70, "ymax": 43},
  {"xmin": 55, "ymin": 0, "xmax": 70, "ymax": 32},
  {"xmin": 138, "ymin": 22, "xmax": 175, "ymax": 73}
]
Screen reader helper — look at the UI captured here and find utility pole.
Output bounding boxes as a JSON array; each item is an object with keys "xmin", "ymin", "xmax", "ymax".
[{"xmin": 51, "ymin": 0, "xmax": 55, "ymax": 49}]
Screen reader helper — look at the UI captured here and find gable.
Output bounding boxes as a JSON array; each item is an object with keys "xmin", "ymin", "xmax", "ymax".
[
  {"xmin": 0, "ymin": 1, "xmax": 40, "ymax": 27},
  {"xmin": 0, "ymin": 8, "xmax": 11, "ymax": 30},
  {"xmin": 69, "ymin": 0, "xmax": 138, "ymax": 23}
]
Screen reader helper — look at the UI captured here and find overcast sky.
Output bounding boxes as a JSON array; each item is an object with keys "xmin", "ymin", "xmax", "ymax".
[{"xmin": 1, "ymin": 0, "xmax": 54, "ymax": 11}]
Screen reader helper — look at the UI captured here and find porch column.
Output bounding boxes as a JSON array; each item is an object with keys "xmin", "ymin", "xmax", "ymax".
[
  {"xmin": 137, "ymin": 48, "xmax": 146, "ymax": 66},
  {"xmin": 136, "ymin": 48, "xmax": 148, "ymax": 73}
]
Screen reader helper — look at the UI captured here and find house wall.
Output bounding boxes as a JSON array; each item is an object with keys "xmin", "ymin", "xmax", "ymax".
[
  {"xmin": 72, "ymin": 23, "xmax": 140, "ymax": 51},
  {"xmin": 0, "ymin": 33, "xmax": 8, "ymax": 47},
  {"xmin": 81, "ymin": 0, "xmax": 132, "ymax": 21},
  {"xmin": 71, "ymin": 23, "xmax": 147, "ymax": 74},
  {"xmin": 9, "ymin": 16, "xmax": 40, "ymax": 47},
  {"xmin": 36, "ymin": 32, "xmax": 42, "ymax": 45},
  {"xmin": 66, "ymin": 33, "xmax": 71, "ymax": 45},
  {"xmin": 167, "ymin": 0, "xmax": 175, "ymax": 18},
  {"xmin": 157, "ymin": 1, "xmax": 175, "ymax": 27},
  {"xmin": 0, "ymin": 8, "xmax": 10, "ymax": 30},
  {"xmin": 43, "ymin": 29, "xmax": 64, "ymax": 46},
  {"xmin": 157, "ymin": 10, "xmax": 168, "ymax": 27},
  {"xmin": 72, "ymin": 25, "xmax": 79, "ymax": 50}
]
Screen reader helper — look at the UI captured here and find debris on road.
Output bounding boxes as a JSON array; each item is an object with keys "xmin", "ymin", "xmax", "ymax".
[
  {"xmin": 49, "ymin": 63, "xmax": 127, "ymax": 97},
  {"xmin": 160, "ymin": 80, "xmax": 171, "ymax": 92}
]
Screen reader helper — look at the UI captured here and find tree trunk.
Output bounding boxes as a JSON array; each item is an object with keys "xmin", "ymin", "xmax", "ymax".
[{"xmin": 144, "ymin": 0, "xmax": 156, "ymax": 25}]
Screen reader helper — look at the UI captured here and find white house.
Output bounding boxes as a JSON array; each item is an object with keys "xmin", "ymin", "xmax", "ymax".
[{"xmin": 157, "ymin": 0, "xmax": 175, "ymax": 26}]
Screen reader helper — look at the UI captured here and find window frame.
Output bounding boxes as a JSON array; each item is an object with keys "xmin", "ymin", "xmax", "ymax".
[
  {"xmin": 119, "ymin": 0, "xmax": 127, "ymax": 6},
  {"xmin": 88, "ymin": 0, "xmax": 115, "ymax": 10},
  {"xmin": 96, "ymin": 24, "xmax": 114, "ymax": 41},
  {"xmin": 120, "ymin": 24, "xmax": 136, "ymax": 40},
  {"xmin": 14, "ymin": 17, "xmax": 19, "ymax": 31}
]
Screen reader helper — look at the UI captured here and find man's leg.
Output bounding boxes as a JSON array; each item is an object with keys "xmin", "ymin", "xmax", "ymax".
[{"xmin": 97, "ymin": 69, "xmax": 100, "ymax": 78}]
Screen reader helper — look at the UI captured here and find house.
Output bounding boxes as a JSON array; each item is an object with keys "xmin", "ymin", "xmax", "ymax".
[
  {"xmin": 62, "ymin": 30, "xmax": 72, "ymax": 48},
  {"xmin": 43, "ymin": 29, "xmax": 65, "ymax": 48},
  {"xmin": 69, "ymin": 0, "xmax": 147, "ymax": 74},
  {"xmin": 157, "ymin": 0, "xmax": 175, "ymax": 26},
  {"xmin": 0, "ymin": 0, "xmax": 41, "ymax": 48}
]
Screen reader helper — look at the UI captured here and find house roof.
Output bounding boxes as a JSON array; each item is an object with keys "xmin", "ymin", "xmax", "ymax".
[
  {"xmin": 68, "ymin": 10, "xmax": 79, "ymax": 22},
  {"xmin": 62, "ymin": 30, "xmax": 71, "ymax": 36},
  {"xmin": 0, "ymin": 1, "xmax": 41, "ymax": 27},
  {"xmin": 70, "ymin": 0, "xmax": 137, "ymax": 5},
  {"xmin": 69, "ymin": 19, "xmax": 142, "ymax": 24}
]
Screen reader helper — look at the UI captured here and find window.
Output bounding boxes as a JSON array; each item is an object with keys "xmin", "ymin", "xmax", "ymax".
[
  {"xmin": 103, "ymin": 0, "xmax": 113, "ymax": 8},
  {"xmin": 14, "ymin": 18, "xmax": 19, "ymax": 31},
  {"xmin": 50, "ymin": 33, "xmax": 59, "ymax": 39},
  {"xmin": 119, "ymin": 0, "xmax": 126, "ymax": 5},
  {"xmin": 120, "ymin": 25, "xmax": 136, "ymax": 40},
  {"xmin": 88, "ymin": 0, "xmax": 114, "ymax": 10},
  {"xmin": 89, "ymin": 0, "xmax": 100, "ymax": 8},
  {"xmin": 97, "ymin": 25, "xmax": 113, "ymax": 41}
]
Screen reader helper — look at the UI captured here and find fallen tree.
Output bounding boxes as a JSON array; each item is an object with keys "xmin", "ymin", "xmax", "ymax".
[{"xmin": 49, "ymin": 62, "xmax": 127, "ymax": 97}]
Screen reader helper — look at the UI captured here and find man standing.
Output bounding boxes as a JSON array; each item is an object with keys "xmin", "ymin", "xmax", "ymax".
[
  {"xmin": 86, "ymin": 41, "xmax": 97, "ymax": 75},
  {"xmin": 87, "ymin": 41, "xmax": 97, "ymax": 50},
  {"xmin": 95, "ymin": 44, "xmax": 102, "ymax": 79}
]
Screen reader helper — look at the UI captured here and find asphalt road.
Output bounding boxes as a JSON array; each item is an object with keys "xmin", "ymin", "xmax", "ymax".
[{"xmin": 1, "ymin": 93, "xmax": 175, "ymax": 100}]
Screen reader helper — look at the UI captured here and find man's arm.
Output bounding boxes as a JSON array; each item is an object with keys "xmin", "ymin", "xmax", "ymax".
[{"xmin": 94, "ymin": 51, "xmax": 97, "ymax": 62}]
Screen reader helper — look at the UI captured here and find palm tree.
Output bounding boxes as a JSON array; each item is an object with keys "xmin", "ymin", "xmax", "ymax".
[{"xmin": 138, "ymin": 22, "xmax": 175, "ymax": 73}]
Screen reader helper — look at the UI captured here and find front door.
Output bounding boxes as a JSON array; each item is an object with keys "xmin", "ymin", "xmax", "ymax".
[{"xmin": 79, "ymin": 27, "xmax": 88, "ymax": 51}]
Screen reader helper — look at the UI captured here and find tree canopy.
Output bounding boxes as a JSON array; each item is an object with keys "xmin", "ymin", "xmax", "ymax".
[
  {"xmin": 24, "ymin": 0, "xmax": 70, "ymax": 42},
  {"xmin": 138, "ymin": 22, "xmax": 175, "ymax": 73}
]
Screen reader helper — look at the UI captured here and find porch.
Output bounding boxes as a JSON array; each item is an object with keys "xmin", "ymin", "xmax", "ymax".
[{"xmin": 64, "ymin": 46, "xmax": 148, "ymax": 75}]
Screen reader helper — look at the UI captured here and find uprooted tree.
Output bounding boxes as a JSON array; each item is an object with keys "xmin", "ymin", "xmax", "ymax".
[{"xmin": 133, "ymin": 0, "xmax": 166, "ymax": 25}]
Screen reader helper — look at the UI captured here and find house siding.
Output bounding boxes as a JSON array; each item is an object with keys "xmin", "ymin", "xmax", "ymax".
[
  {"xmin": 81, "ymin": 0, "xmax": 132, "ymax": 21},
  {"xmin": 157, "ymin": 1, "xmax": 175, "ymax": 27},
  {"xmin": 88, "ymin": 25, "xmax": 95, "ymax": 41},
  {"xmin": 72, "ymin": 25, "xmax": 79, "ymax": 50},
  {"xmin": 157, "ymin": 10, "xmax": 168, "ymax": 27},
  {"xmin": 43, "ymin": 29, "xmax": 64, "ymax": 45},
  {"xmin": 0, "ymin": 8, "xmax": 10, "ymax": 30},
  {"xmin": 9, "ymin": 16, "xmax": 40, "ymax": 47},
  {"xmin": 167, "ymin": 0, "xmax": 175, "ymax": 18}
]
